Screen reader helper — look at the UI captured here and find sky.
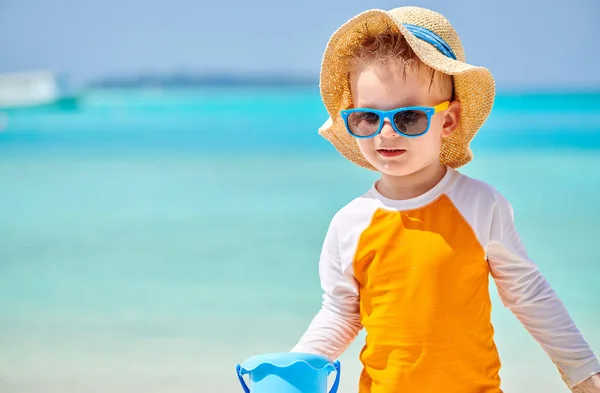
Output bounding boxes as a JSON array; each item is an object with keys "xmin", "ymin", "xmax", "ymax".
[{"xmin": 0, "ymin": 0, "xmax": 598, "ymax": 90}]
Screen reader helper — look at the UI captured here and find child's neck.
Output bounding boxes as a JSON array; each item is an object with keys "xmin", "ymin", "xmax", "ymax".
[{"xmin": 376, "ymin": 163, "xmax": 448, "ymax": 201}]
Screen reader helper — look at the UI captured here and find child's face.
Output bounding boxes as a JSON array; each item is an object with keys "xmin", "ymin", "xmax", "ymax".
[{"xmin": 349, "ymin": 62, "xmax": 460, "ymax": 177}]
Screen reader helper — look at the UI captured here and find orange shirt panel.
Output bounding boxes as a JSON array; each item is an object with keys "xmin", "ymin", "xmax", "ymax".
[{"xmin": 353, "ymin": 195, "xmax": 501, "ymax": 393}]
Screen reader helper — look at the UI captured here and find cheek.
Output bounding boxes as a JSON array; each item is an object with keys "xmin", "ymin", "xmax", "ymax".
[
  {"xmin": 404, "ymin": 124, "xmax": 443, "ymax": 153},
  {"xmin": 422, "ymin": 116, "xmax": 446, "ymax": 143},
  {"xmin": 428, "ymin": 114, "xmax": 445, "ymax": 135},
  {"xmin": 356, "ymin": 138, "xmax": 375, "ymax": 155},
  {"xmin": 429, "ymin": 113, "xmax": 454, "ymax": 139}
]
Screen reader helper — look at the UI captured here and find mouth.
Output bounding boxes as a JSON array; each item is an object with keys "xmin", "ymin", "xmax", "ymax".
[{"xmin": 377, "ymin": 148, "xmax": 406, "ymax": 157}]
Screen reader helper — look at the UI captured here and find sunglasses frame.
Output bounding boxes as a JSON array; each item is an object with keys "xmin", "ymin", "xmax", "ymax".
[{"xmin": 340, "ymin": 101, "xmax": 450, "ymax": 139}]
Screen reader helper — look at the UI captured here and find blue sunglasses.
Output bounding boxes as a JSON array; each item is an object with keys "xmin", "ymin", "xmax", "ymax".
[{"xmin": 340, "ymin": 101, "xmax": 450, "ymax": 139}]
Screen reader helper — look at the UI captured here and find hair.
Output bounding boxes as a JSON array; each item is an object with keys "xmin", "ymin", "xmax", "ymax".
[{"xmin": 342, "ymin": 22, "xmax": 454, "ymax": 99}]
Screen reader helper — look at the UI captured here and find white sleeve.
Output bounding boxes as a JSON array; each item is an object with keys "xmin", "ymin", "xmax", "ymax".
[
  {"xmin": 291, "ymin": 216, "xmax": 362, "ymax": 361},
  {"xmin": 487, "ymin": 192, "xmax": 600, "ymax": 388}
]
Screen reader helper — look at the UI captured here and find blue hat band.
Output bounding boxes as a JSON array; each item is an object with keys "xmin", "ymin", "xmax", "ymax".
[{"xmin": 402, "ymin": 24, "xmax": 457, "ymax": 60}]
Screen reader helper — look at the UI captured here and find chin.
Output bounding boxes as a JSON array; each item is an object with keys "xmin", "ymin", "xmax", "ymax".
[
  {"xmin": 366, "ymin": 153, "xmax": 441, "ymax": 177},
  {"xmin": 372, "ymin": 160, "xmax": 422, "ymax": 177}
]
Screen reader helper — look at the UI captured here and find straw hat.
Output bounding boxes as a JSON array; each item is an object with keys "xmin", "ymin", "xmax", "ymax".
[{"xmin": 318, "ymin": 6, "xmax": 495, "ymax": 169}]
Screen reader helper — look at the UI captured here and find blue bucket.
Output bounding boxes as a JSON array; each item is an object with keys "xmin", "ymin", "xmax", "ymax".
[{"xmin": 236, "ymin": 352, "xmax": 340, "ymax": 393}]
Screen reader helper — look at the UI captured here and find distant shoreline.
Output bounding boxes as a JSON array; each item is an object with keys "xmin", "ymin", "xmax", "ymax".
[{"xmin": 84, "ymin": 75, "xmax": 600, "ymax": 95}]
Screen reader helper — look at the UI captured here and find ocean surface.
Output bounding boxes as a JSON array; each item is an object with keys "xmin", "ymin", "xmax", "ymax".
[{"xmin": 0, "ymin": 88, "xmax": 599, "ymax": 393}]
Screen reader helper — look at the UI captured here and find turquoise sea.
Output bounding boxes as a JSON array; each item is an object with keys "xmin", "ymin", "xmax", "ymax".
[{"xmin": 0, "ymin": 88, "xmax": 599, "ymax": 393}]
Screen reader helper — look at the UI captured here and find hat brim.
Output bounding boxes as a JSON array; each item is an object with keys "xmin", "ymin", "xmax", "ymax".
[{"xmin": 318, "ymin": 9, "xmax": 495, "ymax": 170}]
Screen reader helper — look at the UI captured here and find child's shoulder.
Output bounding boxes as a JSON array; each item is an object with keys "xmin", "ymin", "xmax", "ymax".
[
  {"xmin": 451, "ymin": 170, "xmax": 512, "ymax": 208},
  {"xmin": 452, "ymin": 170, "xmax": 501, "ymax": 199},
  {"xmin": 328, "ymin": 188, "xmax": 382, "ymax": 229},
  {"xmin": 448, "ymin": 170, "xmax": 516, "ymax": 226}
]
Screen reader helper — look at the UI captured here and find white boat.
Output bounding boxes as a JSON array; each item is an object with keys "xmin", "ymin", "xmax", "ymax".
[{"xmin": 0, "ymin": 70, "xmax": 60, "ymax": 109}]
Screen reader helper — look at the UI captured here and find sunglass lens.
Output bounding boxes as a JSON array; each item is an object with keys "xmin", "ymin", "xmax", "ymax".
[
  {"xmin": 347, "ymin": 111, "xmax": 381, "ymax": 137},
  {"xmin": 393, "ymin": 110, "xmax": 429, "ymax": 136}
]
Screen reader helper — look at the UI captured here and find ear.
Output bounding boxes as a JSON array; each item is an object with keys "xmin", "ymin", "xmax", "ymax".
[{"xmin": 441, "ymin": 100, "xmax": 460, "ymax": 138}]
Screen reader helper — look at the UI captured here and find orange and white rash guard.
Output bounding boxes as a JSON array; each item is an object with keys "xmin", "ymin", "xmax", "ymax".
[{"xmin": 292, "ymin": 167, "xmax": 599, "ymax": 393}]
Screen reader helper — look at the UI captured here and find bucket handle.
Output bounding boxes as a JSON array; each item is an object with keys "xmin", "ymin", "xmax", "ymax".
[
  {"xmin": 236, "ymin": 360, "xmax": 340, "ymax": 393},
  {"xmin": 329, "ymin": 360, "xmax": 341, "ymax": 393},
  {"xmin": 236, "ymin": 364, "xmax": 250, "ymax": 393}
]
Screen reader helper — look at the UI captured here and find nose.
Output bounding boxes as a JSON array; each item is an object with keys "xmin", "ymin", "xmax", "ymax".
[{"xmin": 379, "ymin": 118, "xmax": 398, "ymax": 138}]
